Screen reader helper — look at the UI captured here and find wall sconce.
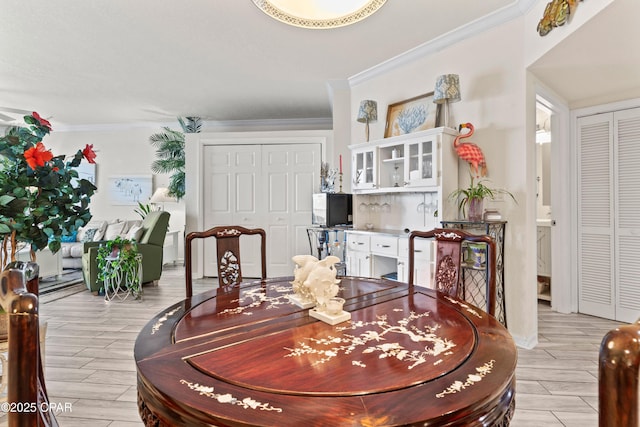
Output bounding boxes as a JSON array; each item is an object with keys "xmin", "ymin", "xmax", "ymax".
[
  {"xmin": 357, "ymin": 100, "xmax": 377, "ymax": 142},
  {"xmin": 433, "ymin": 74, "xmax": 461, "ymax": 128}
]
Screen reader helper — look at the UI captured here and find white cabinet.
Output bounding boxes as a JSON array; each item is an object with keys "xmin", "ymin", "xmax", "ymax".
[
  {"xmin": 537, "ymin": 225, "xmax": 551, "ymax": 277},
  {"xmin": 345, "ymin": 233, "xmax": 371, "ymax": 277},
  {"xmin": 349, "ymin": 127, "xmax": 456, "ymax": 193},
  {"xmin": 349, "ymin": 127, "xmax": 459, "ymax": 232},
  {"xmin": 398, "ymin": 237, "xmax": 433, "ymax": 287},
  {"xmin": 345, "ymin": 231, "xmax": 434, "ymax": 285},
  {"xmin": 536, "ymin": 224, "xmax": 552, "ymax": 302},
  {"xmin": 352, "ymin": 146, "xmax": 377, "ymax": 190}
]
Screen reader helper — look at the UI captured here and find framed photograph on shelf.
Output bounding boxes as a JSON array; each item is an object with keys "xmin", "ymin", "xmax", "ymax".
[
  {"xmin": 108, "ymin": 175, "xmax": 152, "ymax": 206},
  {"xmin": 384, "ymin": 92, "xmax": 441, "ymax": 138}
]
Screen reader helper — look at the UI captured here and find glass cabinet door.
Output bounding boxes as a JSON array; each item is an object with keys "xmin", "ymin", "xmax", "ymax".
[
  {"xmin": 406, "ymin": 138, "xmax": 437, "ymax": 186},
  {"xmin": 352, "ymin": 148, "xmax": 377, "ymax": 189}
]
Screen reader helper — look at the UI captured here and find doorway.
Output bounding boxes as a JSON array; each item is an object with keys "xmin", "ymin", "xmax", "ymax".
[
  {"xmin": 534, "ymin": 90, "xmax": 572, "ymax": 314},
  {"xmin": 536, "ymin": 100, "xmax": 552, "ymax": 302}
]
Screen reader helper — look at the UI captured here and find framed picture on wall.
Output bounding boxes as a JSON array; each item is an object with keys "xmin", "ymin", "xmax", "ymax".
[
  {"xmin": 75, "ymin": 162, "xmax": 96, "ymax": 185},
  {"xmin": 384, "ymin": 92, "xmax": 441, "ymax": 138},
  {"xmin": 108, "ymin": 175, "xmax": 152, "ymax": 205}
]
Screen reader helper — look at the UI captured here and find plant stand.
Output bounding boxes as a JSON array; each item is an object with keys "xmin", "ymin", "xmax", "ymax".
[
  {"xmin": 103, "ymin": 254, "xmax": 143, "ymax": 302},
  {"xmin": 441, "ymin": 220, "xmax": 507, "ymax": 326}
]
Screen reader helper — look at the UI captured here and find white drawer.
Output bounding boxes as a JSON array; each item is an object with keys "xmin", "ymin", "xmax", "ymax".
[
  {"xmin": 370, "ymin": 235, "xmax": 398, "ymax": 257},
  {"xmin": 347, "ymin": 233, "xmax": 370, "ymax": 252},
  {"xmin": 398, "ymin": 236, "xmax": 432, "ymax": 260}
]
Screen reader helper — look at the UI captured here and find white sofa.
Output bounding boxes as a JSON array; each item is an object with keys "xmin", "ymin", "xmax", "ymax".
[{"xmin": 60, "ymin": 219, "xmax": 143, "ymax": 269}]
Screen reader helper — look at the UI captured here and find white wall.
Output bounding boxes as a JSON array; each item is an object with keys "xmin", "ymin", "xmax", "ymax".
[
  {"xmin": 45, "ymin": 125, "xmax": 186, "ymax": 256},
  {"xmin": 349, "ymin": 17, "xmax": 538, "ymax": 347}
]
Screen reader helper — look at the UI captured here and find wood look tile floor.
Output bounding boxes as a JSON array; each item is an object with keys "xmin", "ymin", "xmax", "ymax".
[{"xmin": 0, "ymin": 265, "xmax": 625, "ymax": 426}]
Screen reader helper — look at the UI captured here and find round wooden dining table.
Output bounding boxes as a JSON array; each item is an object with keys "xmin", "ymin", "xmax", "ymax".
[{"xmin": 135, "ymin": 276, "xmax": 516, "ymax": 426}]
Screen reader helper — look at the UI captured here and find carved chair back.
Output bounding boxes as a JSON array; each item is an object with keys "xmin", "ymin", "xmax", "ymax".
[
  {"xmin": 599, "ymin": 319, "xmax": 640, "ymax": 427},
  {"xmin": 185, "ymin": 226, "xmax": 267, "ymax": 297},
  {"xmin": 0, "ymin": 262, "xmax": 59, "ymax": 427},
  {"xmin": 408, "ymin": 228, "xmax": 496, "ymax": 317}
]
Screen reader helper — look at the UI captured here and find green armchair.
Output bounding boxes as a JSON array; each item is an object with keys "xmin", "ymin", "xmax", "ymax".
[{"xmin": 81, "ymin": 211, "xmax": 171, "ymax": 293}]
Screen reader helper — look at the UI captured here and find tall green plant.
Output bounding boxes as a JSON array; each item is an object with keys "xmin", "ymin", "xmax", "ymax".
[
  {"xmin": 149, "ymin": 117, "xmax": 201, "ymax": 200},
  {"xmin": 0, "ymin": 112, "xmax": 97, "ymax": 266}
]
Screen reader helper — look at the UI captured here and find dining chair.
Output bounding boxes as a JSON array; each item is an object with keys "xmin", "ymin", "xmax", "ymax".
[
  {"xmin": 598, "ymin": 319, "xmax": 640, "ymax": 427},
  {"xmin": 0, "ymin": 261, "xmax": 59, "ymax": 426},
  {"xmin": 185, "ymin": 226, "xmax": 267, "ymax": 298},
  {"xmin": 408, "ymin": 228, "xmax": 496, "ymax": 317}
]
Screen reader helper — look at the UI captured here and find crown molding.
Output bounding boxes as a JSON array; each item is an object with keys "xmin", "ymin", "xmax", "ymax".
[
  {"xmin": 349, "ymin": 0, "xmax": 538, "ymax": 87},
  {"xmin": 55, "ymin": 117, "xmax": 333, "ymax": 133}
]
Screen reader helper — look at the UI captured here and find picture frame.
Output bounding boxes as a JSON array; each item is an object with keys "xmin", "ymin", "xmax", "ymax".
[
  {"xmin": 384, "ymin": 92, "xmax": 441, "ymax": 138},
  {"xmin": 108, "ymin": 175, "xmax": 152, "ymax": 206}
]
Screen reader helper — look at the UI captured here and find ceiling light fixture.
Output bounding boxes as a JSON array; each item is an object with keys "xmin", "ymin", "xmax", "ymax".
[{"xmin": 251, "ymin": 0, "xmax": 387, "ymax": 29}]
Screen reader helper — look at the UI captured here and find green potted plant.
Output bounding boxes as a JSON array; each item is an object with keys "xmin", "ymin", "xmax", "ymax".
[
  {"xmin": 149, "ymin": 117, "xmax": 201, "ymax": 200},
  {"xmin": 96, "ymin": 236, "xmax": 141, "ymax": 298},
  {"xmin": 449, "ymin": 175, "xmax": 516, "ymax": 221},
  {"xmin": 0, "ymin": 112, "xmax": 97, "ymax": 268}
]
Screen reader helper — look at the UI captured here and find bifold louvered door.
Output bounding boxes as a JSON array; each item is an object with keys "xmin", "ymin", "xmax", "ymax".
[{"xmin": 578, "ymin": 107, "xmax": 640, "ymax": 322}]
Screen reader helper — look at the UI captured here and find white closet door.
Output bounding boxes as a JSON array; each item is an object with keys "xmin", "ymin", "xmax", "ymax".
[
  {"xmin": 203, "ymin": 143, "xmax": 321, "ymax": 279},
  {"xmin": 615, "ymin": 107, "xmax": 640, "ymax": 323},
  {"xmin": 577, "ymin": 113, "xmax": 615, "ymax": 319},
  {"xmin": 203, "ymin": 145, "xmax": 263, "ymax": 277},
  {"xmin": 262, "ymin": 144, "xmax": 321, "ymax": 277}
]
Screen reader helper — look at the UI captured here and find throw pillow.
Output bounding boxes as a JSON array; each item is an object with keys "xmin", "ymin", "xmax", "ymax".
[
  {"xmin": 92, "ymin": 221, "xmax": 108, "ymax": 241},
  {"xmin": 60, "ymin": 231, "xmax": 77, "ymax": 243},
  {"xmin": 105, "ymin": 221, "xmax": 126, "ymax": 240},
  {"xmin": 80, "ymin": 228, "xmax": 97, "ymax": 243},
  {"xmin": 126, "ymin": 225, "xmax": 144, "ymax": 242},
  {"xmin": 78, "ymin": 220, "xmax": 107, "ymax": 242}
]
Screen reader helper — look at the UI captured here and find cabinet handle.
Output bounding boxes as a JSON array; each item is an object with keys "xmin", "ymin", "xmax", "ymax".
[
  {"xmin": 398, "ymin": 261, "xmax": 404, "ymax": 265},
  {"xmin": 415, "ymin": 249, "xmax": 423, "ymax": 253},
  {"xmin": 377, "ymin": 244, "xmax": 391, "ymax": 248},
  {"xmin": 356, "ymin": 242, "xmax": 365, "ymax": 245}
]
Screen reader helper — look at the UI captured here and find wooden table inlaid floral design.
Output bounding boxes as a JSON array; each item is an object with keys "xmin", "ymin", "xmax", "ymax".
[{"xmin": 135, "ymin": 276, "xmax": 516, "ymax": 427}]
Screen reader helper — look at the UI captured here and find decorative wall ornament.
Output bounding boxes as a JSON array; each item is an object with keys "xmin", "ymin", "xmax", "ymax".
[{"xmin": 537, "ymin": 0, "xmax": 582, "ymax": 36}]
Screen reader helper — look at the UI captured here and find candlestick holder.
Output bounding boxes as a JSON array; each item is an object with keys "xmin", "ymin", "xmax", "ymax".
[{"xmin": 338, "ymin": 172, "xmax": 343, "ymax": 193}]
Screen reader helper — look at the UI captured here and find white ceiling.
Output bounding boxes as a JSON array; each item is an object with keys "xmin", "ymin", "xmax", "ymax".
[
  {"xmin": 528, "ymin": 0, "xmax": 640, "ymax": 109},
  {"xmin": 1, "ymin": 0, "xmax": 638, "ymax": 127},
  {"xmin": 0, "ymin": 0, "xmax": 516, "ymax": 126}
]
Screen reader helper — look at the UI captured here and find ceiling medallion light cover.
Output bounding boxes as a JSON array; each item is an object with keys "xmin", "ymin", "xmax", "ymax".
[{"xmin": 251, "ymin": 0, "xmax": 387, "ymax": 29}]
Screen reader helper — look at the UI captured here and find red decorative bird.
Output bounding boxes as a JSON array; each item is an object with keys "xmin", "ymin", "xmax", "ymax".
[{"xmin": 453, "ymin": 123, "xmax": 487, "ymax": 177}]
